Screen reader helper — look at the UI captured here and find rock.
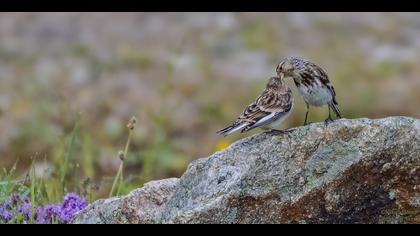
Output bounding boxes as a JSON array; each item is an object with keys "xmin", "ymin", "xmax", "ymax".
[
  {"xmin": 72, "ymin": 178, "xmax": 179, "ymax": 224},
  {"xmin": 73, "ymin": 117, "xmax": 420, "ymax": 224}
]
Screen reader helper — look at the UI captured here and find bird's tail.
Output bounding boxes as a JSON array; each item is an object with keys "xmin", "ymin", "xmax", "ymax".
[
  {"xmin": 216, "ymin": 122, "xmax": 247, "ymax": 136},
  {"xmin": 329, "ymin": 98, "xmax": 342, "ymax": 118}
]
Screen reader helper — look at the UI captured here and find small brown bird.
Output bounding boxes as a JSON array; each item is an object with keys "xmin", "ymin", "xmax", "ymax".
[
  {"xmin": 217, "ymin": 76, "xmax": 294, "ymax": 136},
  {"xmin": 276, "ymin": 57, "xmax": 342, "ymax": 125}
]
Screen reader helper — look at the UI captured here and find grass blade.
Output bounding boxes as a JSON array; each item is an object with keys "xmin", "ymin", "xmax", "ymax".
[
  {"xmin": 60, "ymin": 120, "xmax": 80, "ymax": 189},
  {"xmin": 30, "ymin": 158, "xmax": 36, "ymax": 223}
]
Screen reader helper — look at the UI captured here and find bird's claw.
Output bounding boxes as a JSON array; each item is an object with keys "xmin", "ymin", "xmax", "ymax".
[
  {"xmin": 324, "ymin": 117, "xmax": 334, "ymax": 126},
  {"xmin": 266, "ymin": 129, "xmax": 294, "ymax": 138}
]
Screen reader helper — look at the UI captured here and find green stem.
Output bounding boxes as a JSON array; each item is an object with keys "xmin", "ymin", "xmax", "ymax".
[
  {"xmin": 61, "ymin": 120, "xmax": 80, "ymax": 191},
  {"xmin": 30, "ymin": 159, "xmax": 36, "ymax": 223}
]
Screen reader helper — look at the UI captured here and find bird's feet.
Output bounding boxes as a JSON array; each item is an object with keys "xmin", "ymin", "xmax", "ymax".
[
  {"xmin": 324, "ymin": 117, "xmax": 334, "ymax": 126},
  {"xmin": 266, "ymin": 128, "xmax": 294, "ymax": 138},
  {"xmin": 303, "ymin": 121, "xmax": 312, "ymax": 126}
]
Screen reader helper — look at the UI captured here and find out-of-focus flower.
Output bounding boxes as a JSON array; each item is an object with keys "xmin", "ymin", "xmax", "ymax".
[
  {"xmin": 0, "ymin": 192, "xmax": 87, "ymax": 224},
  {"xmin": 58, "ymin": 193, "xmax": 88, "ymax": 223},
  {"xmin": 215, "ymin": 139, "xmax": 230, "ymax": 151},
  {"xmin": 38, "ymin": 204, "xmax": 60, "ymax": 224}
]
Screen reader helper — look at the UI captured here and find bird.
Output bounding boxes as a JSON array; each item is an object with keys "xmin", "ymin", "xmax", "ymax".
[
  {"xmin": 276, "ymin": 57, "xmax": 342, "ymax": 126},
  {"xmin": 216, "ymin": 76, "xmax": 294, "ymax": 136}
]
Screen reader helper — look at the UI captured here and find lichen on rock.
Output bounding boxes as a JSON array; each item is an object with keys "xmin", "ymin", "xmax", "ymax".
[{"xmin": 73, "ymin": 117, "xmax": 420, "ymax": 224}]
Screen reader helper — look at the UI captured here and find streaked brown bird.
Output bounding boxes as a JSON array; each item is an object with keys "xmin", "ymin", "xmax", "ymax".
[
  {"xmin": 217, "ymin": 76, "xmax": 294, "ymax": 136},
  {"xmin": 276, "ymin": 57, "xmax": 342, "ymax": 125}
]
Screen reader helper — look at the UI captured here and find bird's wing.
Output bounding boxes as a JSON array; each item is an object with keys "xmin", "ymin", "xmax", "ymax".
[
  {"xmin": 256, "ymin": 89, "xmax": 292, "ymax": 113},
  {"xmin": 236, "ymin": 89, "xmax": 293, "ymax": 131},
  {"xmin": 321, "ymin": 73, "xmax": 339, "ymax": 104},
  {"xmin": 217, "ymin": 87, "xmax": 293, "ymax": 135},
  {"xmin": 306, "ymin": 64, "xmax": 338, "ymax": 99}
]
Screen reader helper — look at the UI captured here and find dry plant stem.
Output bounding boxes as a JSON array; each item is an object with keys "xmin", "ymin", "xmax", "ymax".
[
  {"xmin": 123, "ymin": 130, "xmax": 132, "ymax": 161},
  {"xmin": 109, "ymin": 129, "xmax": 132, "ymax": 197},
  {"xmin": 109, "ymin": 162, "xmax": 123, "ymax": 198}
]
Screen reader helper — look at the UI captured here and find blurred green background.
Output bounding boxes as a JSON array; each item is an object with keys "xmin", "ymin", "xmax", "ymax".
[{"xmin": 0, "ymin": 12, "xmax": 419, "ymax": 198}]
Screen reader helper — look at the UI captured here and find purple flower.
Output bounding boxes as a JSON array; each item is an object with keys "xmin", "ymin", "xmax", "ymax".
[
  {"xmin": 10, "ymin": 195, "xmax": 20, "ymax": 204},
  {"xmin": 36, "ymin": 193, "xmax": 87, "ymax": 224},
  {"xmin": 18, "ymin": 199, "xmax": 32, "ymax": 219},
  {"xmin": 1, "ymin": 197, "xmax": 15, "ymax": 223},
  {"xmin": 37, "ymin": 204, "xmax": 60, "ymax": 224},
  {"xmin": 59, "ymin": 193, "xmax": 88, "ymax": 223},
  {"xmin": 0, "ymin": 192, "xmax": 87, "ymax": 224},
  {"xmin": 35, "ymin": 206, "xmax": 47, "ymax": 224},
  {"xmin": 1, "ymin": 208, "xmax": 12, "ymax": 222},
  {"xmin": 4, "ymin": 199, "xmax": 12, "ymax": 208}
]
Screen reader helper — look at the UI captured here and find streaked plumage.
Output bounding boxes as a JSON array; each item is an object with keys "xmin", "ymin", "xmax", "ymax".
[
  {"xmin": 276, "ymin": 57, "xmax": 342, "ymax": 125},
  {"xmin": 217, "ymin": 76, "xmax": 293, "ymax": 136}
]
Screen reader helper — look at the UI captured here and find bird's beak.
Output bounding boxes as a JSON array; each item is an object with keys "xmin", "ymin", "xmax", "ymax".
[{"xmin": 279, "ymin": 72, "xmax": 285, "ymax": 79}]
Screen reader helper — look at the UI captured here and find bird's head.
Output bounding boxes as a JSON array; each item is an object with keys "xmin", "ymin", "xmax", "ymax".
[
  {"xmin": 266, "ymin": 76, "xmax": 283, "ymax": 90},
  {"xmin": 276, "ymin": 58, "xmax": 295, "ymax": 78}
]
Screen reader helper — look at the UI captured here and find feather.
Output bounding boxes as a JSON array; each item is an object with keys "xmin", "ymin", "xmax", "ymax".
[{"xmin": 217, "ymin": 77, "xmax": 293, "ymax": 136}]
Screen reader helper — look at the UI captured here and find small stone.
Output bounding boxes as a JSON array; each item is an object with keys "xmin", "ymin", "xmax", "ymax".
[
  {"xmin": 381, "ymin": 163, "xmax": 392, "ymax": 172},
  {"xmin": 388, "ymin": 190, "xmax": 396, "ymax": 200},
  {"xmin": 298, "ymin": 176, "xmax": 306, "ymax": 185}
]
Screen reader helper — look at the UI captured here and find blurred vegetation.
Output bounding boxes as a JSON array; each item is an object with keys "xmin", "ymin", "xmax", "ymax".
[{"xmin": 0, "ymin": 13, "xmax": 419, "ymax": 200}]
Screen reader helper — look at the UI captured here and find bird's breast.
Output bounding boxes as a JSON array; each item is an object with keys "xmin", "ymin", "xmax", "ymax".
[{"xmin": 297, "ymin": 83, "xmax": 333, "ymax": 106}]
